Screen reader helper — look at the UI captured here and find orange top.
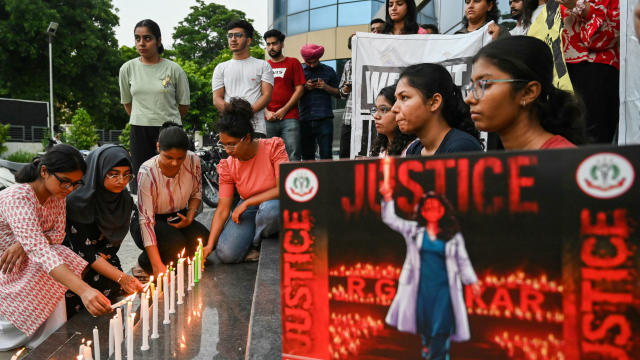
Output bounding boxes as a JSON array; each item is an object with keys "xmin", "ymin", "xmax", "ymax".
[{"xmin": 218, "ymin": 137, "xmax": 289, "ymax": 199}]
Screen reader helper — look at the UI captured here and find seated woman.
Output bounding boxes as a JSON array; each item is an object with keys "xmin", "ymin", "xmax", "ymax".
[
  {"xmin": 393, "ymin": 63, "xmax": 484, "ymax": 156},
  {"xmin": 64, "ymin": 144, "xmax": 143, "ymax": 316},
  {"xmin": 464, "ymin": 36, "xmax": 585, "ymax": 149},
  {"xmin": 0, "ymin": 145, "xmax": 111, "ymax": 351},
  {"xmin": 204, "ymin": 98, "xmax": 287, "ymax": 263},
  {"xmin": 130, "ymin": 122, "xmax": 209, "ymax": 278},
  {"xmin": 369, "ymin": 85, "xmax": 416, "ymax": 157}
]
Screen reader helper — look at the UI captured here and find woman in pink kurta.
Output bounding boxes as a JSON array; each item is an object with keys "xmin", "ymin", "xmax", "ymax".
[{"xmin": 0, "ymin": 144, "xmax": 111, "ymax": 351}]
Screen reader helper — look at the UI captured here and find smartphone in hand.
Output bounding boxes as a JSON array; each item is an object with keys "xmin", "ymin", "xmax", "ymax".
[{"xmin": 167, "ymin": 216, "xmax": 180, "ymax": 224}]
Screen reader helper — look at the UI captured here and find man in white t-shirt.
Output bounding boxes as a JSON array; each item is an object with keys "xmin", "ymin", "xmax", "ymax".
[{"xmin": 212, "ymin": 20, "xmax": 274, "ymax": 137}]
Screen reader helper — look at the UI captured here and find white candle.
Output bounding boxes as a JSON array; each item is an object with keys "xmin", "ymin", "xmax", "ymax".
[
  {"xmin": 125, "ymin": 300, "xmax": 132, "ymax": 329},
  {"xmin": 188, "ymin": 259, "xmax": 193, "ymax": 290},
  {"xmin": 83, "ymin": 340, "xmax": 93, "ymax": 360},
  {"xmin": 127, "ymin": 314, "xmax": 135, "ymax": 359},
  {"xmin": 151, "ymin": 280, "xmax": 159, "ymax": 339},
  {"xmin": 169, "ymin": 265, "xmax": 176, "ymax": 314},
  {"xmin": 93, "ymin": 327, "xmax": 100, "ymax": 360},
  {"xmin": 114, "ymin": 315, "xmax": 122, "ymax": 360},
  {"xmin": 116, "ymin": 308, "xmax": 123, "ymax": 340},
  {"xmin": 78, "ymin": 340, "xmax": 86, "ymax": 360},
  {"xmin": 177, "ymin": 258, "xmax": 184, "ymax": 304},
  {"xmin": 109, "ymin": 318, "xmax": 115, "ymax": 356},
  {"xmin": 163, "ymin": 271, "xmax": 170, "ymax": 324},
  {"xmin": 141, "ymin": 291, "xmax": 149, "ymax": 351}
]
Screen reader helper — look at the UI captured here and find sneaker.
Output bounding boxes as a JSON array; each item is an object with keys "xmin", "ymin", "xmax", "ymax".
[
  {"xmin": 132, "ymin": 263, "xmax": 149, "ymax": 282},
  {"xmin": 244, "ymin": 249, "xmax": 260, "ymax": 262}
]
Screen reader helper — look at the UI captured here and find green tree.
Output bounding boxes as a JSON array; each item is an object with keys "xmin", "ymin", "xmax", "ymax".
[
  {"xmin": 67, "ymin": 108, "xmax": 99, "ymax": 150},
  {"xmin": 119, "ymin": 122, "xmax": 131, "ymax": 151},
  {"xmin": 0, "ymin": 123, "xmax": 10, "ymax": 156},
  {"xmin": 173, "ymin": 0, "xmax": 262, "ymax": 67},
  {"xmin": 0, "ymin": 0, "xmax": 124, "ymax": 129}
]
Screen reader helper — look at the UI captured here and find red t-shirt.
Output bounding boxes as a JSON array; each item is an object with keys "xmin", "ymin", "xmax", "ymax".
[
  {"xmin": 540, "ymin": 135, "xmax": 576, "ymax": 149},
  {"xmin": 218, "ymin": 137, "xmax": 289, "ymax": 200},
  {"xmin": 267, "ymin": 57, "xmax": 306, "ymax": 120}
]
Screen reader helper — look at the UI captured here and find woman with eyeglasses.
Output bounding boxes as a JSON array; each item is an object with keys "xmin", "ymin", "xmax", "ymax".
[
  {"xmin": 119, "ymin": 19, "xmax": 190, "ymax": 194},
  {"xmin": 464, "ymin": 36, "xmax": 585, "ymax": 149},
  {"xmin": 394, "ymin": 63, "xmax": 483, "ymax": 156},
  {"xmin": 204, "ymin": 98, "xmax": 287, "ymax": 264},
  {"xmin": 130, "ymin": 122, "xmax": 209, "ymax": 278},
  {"xmin": 370, "ymin": 85, "xmax": 417, "ymax": 157},
  {"xmin": 0, "ymin": 144, "xmax": 112, "ymax": 351},
  {"xmin": 63, "ymin": 144, "xmax": 143, "ymax": 317}
]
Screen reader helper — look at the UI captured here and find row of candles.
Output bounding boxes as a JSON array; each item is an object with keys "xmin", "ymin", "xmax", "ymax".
[{"xmin": 71, "ymin": 240, "xmax": 204, "ymax": 360}]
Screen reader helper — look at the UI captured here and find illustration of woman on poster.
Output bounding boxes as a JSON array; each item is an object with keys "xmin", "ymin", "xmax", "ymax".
[{"xmin": 380, "ymin": 184, "xmax": 480, "ymax": 359}]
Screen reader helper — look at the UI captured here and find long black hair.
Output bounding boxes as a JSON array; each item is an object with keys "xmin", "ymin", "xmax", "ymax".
[
  {"xmin": 15, "ymin": 144, "xmax": 86, "ymax": 183},
  {"xmin": 412, "ymin": 191, "xmax": 460, "ymax": 241},
  {"xmin": 461, "ymin": 0, "xmax": 501, "ymax": 28},
  {"xmin": 384, "ymin": 0, "xmax": 420, "ymax": 34},
  {"xmin": 370, "ymin": 85, "xmax": 416, "ymax": 156},
  {"xmin": 135, "ymin": 19, "xmax": 164, "ymax": 54},
  {"xmin": 215, "ymin": 98, "xmax": 255, "ymax": 139},
  {"xmin": 473, "ymin": 36, "xmax": 586, "ymax": 144},
  {"xmin": 519, "ymin": 0, "xmax": 539, "ymax": 29},
  {"xmin": 399, "ymin": 63, "xmax": 483, "ymax": 148},
  {"xmin": 158, "ymin": 122, "xmax": 190, "ymax": 151}
]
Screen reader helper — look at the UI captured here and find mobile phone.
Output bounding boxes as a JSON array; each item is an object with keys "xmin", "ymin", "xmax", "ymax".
[
  {"xmin": 311, "ymin": 78, "xmax": 319, "ymax": 83},
  {"xmin": 168, "ymin": 216, "xmax": 180, "ymax": 224}
]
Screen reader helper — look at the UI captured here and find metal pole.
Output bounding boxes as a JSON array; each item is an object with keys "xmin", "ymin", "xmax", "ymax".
[{"xmin": 48, "ymin": 35, "xmax": 54, "ymax": 140}]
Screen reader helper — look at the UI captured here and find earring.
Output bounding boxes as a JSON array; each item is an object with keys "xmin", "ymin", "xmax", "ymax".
[{"xmin": 522, "ymin": 99, "xmax": 526, "ymax": 107}]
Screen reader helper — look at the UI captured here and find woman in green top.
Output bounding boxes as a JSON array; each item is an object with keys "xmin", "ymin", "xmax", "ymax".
[{"xmin": 119, "ymin": 19, "xmax": 190, "ymax": 194}]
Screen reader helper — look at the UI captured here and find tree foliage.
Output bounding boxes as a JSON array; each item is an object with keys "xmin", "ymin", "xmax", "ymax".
[
  {"xmin": 0, "ymin": 123, "xmax": 10, "ymax": 156},
  {"xmin": 67, "ymin": 108, "xmax": 99, "ymax": 150},
  {"xmin": 0, "ymin": 0, "xmax": 126, "ymax": 129},
  {"xmin": 118, "ymin": 122, "xmax": 131, "ymax": 151},
  {"xmin": 173, "ymin": 0, "xmax": 262, "ymax": 67}
]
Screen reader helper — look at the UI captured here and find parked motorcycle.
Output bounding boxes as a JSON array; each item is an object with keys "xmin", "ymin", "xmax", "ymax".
[
  {"xmin": 0, "ymin": 159, "xmax": 25, "ymax": 191},
  {"xmin": 196, "ymin": 133, "xmax": 228, "ymax": 208}
]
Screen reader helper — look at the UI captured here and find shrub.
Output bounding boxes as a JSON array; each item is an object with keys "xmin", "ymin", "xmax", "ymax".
[
  {"xmin": 6, "ymin": 150, "xmax": 37, "ymax": 163},
  {"xmin": 67, "ymin": 108, "xmax": 99, "ymax": 150},
  {"xmin": 0, "ymin": 123, "xmax": 10, "ymax": 156},
  {"xmin": 119, "ymin": 123, "xmax": 131, "ymax": 151}
]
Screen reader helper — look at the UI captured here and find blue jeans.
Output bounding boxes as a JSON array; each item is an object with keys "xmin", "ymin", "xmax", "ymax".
[
  {"xmin": 300, "ymin": 117, "xmax": 333, "ymax": 160},
  {"xmin": 266, "ymin": 118, "xmax": 301, "ymax": 161},
  {"xmin": 209, "ymin": 199, "xmax": 280, "ymax": 264}
]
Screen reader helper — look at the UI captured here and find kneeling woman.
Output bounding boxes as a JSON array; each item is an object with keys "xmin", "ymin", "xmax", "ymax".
[
  {"xmin": 0, "ymin": 145, "xmax": 111, "ymax": 351},
  {"xmin": 131, "ymin": 123, "xmax": 210, "ymax": 277},
  {"xmin": 64, "ymin": 145, "xmax": 143, "ymax": 316},
  {"xmin": 204, "ymin": 98, "xmax": 287, "ymax": 263}
]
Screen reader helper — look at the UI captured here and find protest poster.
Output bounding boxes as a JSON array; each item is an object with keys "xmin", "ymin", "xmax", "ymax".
[
  {"xmin": 280, "ymin": 145, "xmax": 639, "ymax": 359},
  {"xmin": 349, "ymin": 26, "xmax": 492, "ymax": 159}
]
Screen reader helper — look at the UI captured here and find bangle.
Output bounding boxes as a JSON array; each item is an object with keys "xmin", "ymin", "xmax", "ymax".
[
  {"xmin": 571, "ymin": 0, "xmax": 587, "ymax": 16},
  {"xmin": 116, "ymin": 273, "xmax": 124, "ymax": 284}
]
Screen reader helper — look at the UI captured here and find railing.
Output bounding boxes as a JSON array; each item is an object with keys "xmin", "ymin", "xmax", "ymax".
[{"xmin": 7, "ymin": 125, "xmax": 123, "ymax": 144}]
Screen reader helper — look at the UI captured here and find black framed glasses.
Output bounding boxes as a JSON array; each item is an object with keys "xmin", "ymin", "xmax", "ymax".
[
  {"xmin": 370, "ymin": 106, "xmax": 392, "ymax": 115},
  {"xmin": 51, "ymin": 172, "xmax": 84, "ymax": 189},
  {"xmin": 105, "ymin": 173, "xmax": 135, "ymax": 183},
  {"xmin": 227, "ymin": 32, "xmax": 245, "ymax": 39},
  {"xmin": 462, "ymin": 79, "xmax": 529, "ymax": 100}
]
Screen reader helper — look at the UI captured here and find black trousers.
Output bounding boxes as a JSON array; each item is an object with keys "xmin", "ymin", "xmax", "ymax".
[
  {"xmin": 339, "ymin": 123, "xmax": 351, "ymax": 159},
  {"xmin": 130, "ymin": 210, "xmax": 210, "ymax": 274},
  {"xmin": 567, "ymin": 62, "xmax": 619, "ymax": 144},
  {"xmin": 129, "ymin": 125, "xmax": 161, "ymax": 194}
]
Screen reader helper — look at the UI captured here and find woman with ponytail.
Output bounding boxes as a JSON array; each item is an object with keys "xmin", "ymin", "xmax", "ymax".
[
  {"xmin": 370, "ymin": 85, "xmax": 416, "ymax": 157},
  {"xmin": 0, "ymin": 144, "xmax": 112, "ymax": 351},
  {"xmin": 464, "ymin": 36, "xmax": 585, "ymax": 149},
  {"xmin": 204, "ymin": 98, "xmax": 288, "ymax": 264},
  {"xmin": 393, "ymin": 63, "xmax": 484, "ymax": 156}
]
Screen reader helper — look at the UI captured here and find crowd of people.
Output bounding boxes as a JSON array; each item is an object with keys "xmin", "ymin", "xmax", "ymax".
[{"xmin": 0, "ymin": 0, "xmax": 630, "ymax": 356}]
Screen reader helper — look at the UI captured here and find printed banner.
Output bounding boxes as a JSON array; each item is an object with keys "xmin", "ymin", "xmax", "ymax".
[
  {"xmin": 280, "ymin": 146, "xmax": 639, "ymax": 360},
  {"xmin": 349, "ymin": 27, "xmax": 493, "ymax": 159}
]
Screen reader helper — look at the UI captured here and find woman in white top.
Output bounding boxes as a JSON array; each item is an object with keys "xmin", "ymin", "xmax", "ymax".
[
  {"xmin": 119, "ymin": 19, "xmax": 190, "ymax": 193},
  {"xmin": 130, "ymin": 123, "xmax": 209, "ymax": 278},
  {"xmin": 369, "ymin": 85, "xmax": 416, "ymax": 158}
]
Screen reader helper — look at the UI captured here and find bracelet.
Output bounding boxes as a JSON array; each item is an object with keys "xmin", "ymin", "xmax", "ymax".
[
  {"xmin": 571, "ymin": 0, "xmax": 587, "ymax": 16},
  {"xmin": 116, "ymin": 273, "xmax": 124, "ymax": 284}
]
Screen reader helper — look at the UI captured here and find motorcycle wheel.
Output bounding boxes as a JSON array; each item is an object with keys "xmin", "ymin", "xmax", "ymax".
[{"xmin": 202, "ymin": 169, "xmax": 219, "ymax": 208}]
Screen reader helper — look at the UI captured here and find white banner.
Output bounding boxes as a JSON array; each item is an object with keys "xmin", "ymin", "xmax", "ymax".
[
  {"xmin": 619, "ymin": 0, "xmax": 640, "ymax": 144},
  {"xmin": 349, "ymin": 26, "xmax": 493, "ymax": 158}
]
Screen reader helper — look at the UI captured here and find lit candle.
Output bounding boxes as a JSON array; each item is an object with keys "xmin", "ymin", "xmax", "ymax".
[
  {"xmin": 93, "ymin": 326, "xmax": 100, "ymax": 360},
  {"xmin": 114, "ymin": 315, "xmax": 122, "ymax": 360},
  {"xmin": 84, "ymin": 340, "xmax": 93, "ymax": 360},
  {"xmin": 151, "ymin": 278, "xmax": 159, "ymax": 339},
  {"xmin": 169, "ymin": 262, "xmax": 176, "ymax": 314},
  {"xmin": 109, "ymin": 318, "xmax": 115, "ymax": 356},
  {"xmin": 163, "ymin": 270, "xmax": 170, "ymax": 324},
  {"xmin": 157, "ymin": 272, "xmax": 163, "ymax": 294},
  {"xmin": 77, "ymin": 339, "xmax": 85, "ymax": 360},
  {"xmin": 127, "ymin": 313, "xmax": 135, "ymax": 359},
  {"xmin": 194, "ymin": 253, "xmax": 199, "ymax": 283},
  {"xmin": 116, "ymin": 308, "xmax": 123, "ymax": 343},
  {"xmin": 10, "ymin": 348, "xmax": 25, "ymax": 360},
  {"xmin": 188, "ymin": 258, "xmax": 193, "ymax": 290},
  {"xmin": 141, "ymin": 290, "xmax": 150, "ymax": 351},
  {"xmin": 198, "ymin": 238, "xmax": 204, "ymax": 272},
  {"xmin": 177, "ymin": 258, "xmax": 184, "ymax": 304}
]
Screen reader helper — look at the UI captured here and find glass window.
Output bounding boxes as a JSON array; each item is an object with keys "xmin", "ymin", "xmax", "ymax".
[
  {"xmin": 321, "ymin": 59, "xmax": 337, "ymax": 72},
  {"xmin": 288, "ymin": 0, "xmax": 308, "ymax": 15},
  {"xmin": 287, "ymin": 12, "xmax": 309, "ymax": 35},
  {"xmin": 309, "ymin": 5, "xmax": 337, "ymax": 31},
  {"xmin": 338, "ymin": 1, "xmax": 372, "ymax": 27},
  {"xmin": 371, "ymin": 1, "xmax": 384, "ymax": 17},
  {"xmin": 311, "ymin": 0, "xmax": 336, "ymax": 7}
]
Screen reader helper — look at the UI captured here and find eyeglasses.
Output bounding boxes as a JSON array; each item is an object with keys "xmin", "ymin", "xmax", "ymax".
[
  {"xmin": 370, "ymin": 106, "xmax": 392, "ymax": 115},
  {"xmin": 227, "ymin": 32, "xmax": 245, "ymax": 39},
  {"xmin": 51, "ymin": 172, "xmax": 84, "ymax": 190},
  {"xmin": 463, "ymin": 79, "xmax": 528, "ymax": 100},
  {"xmin": 105, "ymin": 173, "xmax": 135, "ymax": 182},
  {"xmin": 217, "ymin": 136, "xmax": 246, "ymax": 151}
]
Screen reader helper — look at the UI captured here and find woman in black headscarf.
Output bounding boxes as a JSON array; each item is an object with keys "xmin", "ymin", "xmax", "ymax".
[{"xmin": 63, "ymin": 144, "xmax": 143, "ymax": 316}]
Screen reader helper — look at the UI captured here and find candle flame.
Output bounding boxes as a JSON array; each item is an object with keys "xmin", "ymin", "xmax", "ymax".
[
  {"xmin": 77, "ymin": 356, "xmax": 83, "ymax": 360},
  {"xmin": 180, "ymin": 248, "xmax": 186, "ymax": 257},
  {"xmin": 81, "ymin": 338, "xmax": 85, "ymax": 343},
  {"xmin": 86, "ymin": 340, "xmax": 92, "ymax": 347},
  {"xmin": 15, "ymin": 348, "xmax": 25, "ymax": 356}
]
